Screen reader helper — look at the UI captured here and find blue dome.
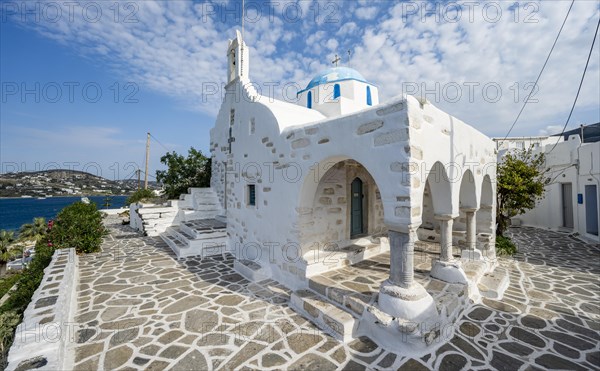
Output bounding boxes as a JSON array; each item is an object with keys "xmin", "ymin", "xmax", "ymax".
[{"xmin": 301, "ymin": 67, "xmax": 368, "ymax": 93}]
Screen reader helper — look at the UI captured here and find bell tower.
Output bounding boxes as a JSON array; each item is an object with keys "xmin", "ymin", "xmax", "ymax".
[{"xmin": 227, "ymin": 30, "xmax": 249, "ymax": 84}]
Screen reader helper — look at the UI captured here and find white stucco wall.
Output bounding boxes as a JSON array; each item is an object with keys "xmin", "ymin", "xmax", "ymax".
[
  {"xmin": 514, "ymin": 135, "xmax": 600, "ymax": 242},
  {"xmin": 209, "ymin": 74, "xmax": 496, "ymax": 289}
]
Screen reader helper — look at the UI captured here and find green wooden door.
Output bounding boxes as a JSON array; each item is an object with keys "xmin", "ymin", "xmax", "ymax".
[{"xmin": 351, "ymin": 178, "xmax": 364, "ymax": 237}]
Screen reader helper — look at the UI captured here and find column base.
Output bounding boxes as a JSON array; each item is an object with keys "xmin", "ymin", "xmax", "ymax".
[
  {"xmin": 461, "ymin": 248, "xmax": 484, "ymax": 261},
  {"xmin": 378, "ymin": 280, "xmax": 438, "ymax": 322},
  {"xmin": 430, "ymin": 260, "xmax": 468, "ymax": 284}
]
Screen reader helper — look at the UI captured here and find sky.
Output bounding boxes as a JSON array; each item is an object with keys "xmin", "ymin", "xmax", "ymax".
[{"xmin": 1, "ymin": 0, "xmax": 599, "ymax": 180}]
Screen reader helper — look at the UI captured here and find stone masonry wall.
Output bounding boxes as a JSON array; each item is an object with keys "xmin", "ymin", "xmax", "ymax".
[{"xmin": 7, "ymin": 248, "xmax": 78, "ymax": 371}]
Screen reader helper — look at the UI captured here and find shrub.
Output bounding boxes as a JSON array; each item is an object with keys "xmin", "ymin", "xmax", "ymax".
[
  {"xmin": 0, "ymin": 236, "xmax": 55, "ymax": 366},
  {"xmin": 49, "ymin": 202, "xmax": 106, "ymax": 254},
  {"xmin": 496, "ymin": 235, "xmax": 517, "ymax": 256},
  {"xmin": 0, "ymin": 236, "xmax": 55, "ymax": 313},
  {"xmin": 126, "ymin": 189, "xmax": 157, "ymax": 205},
  {"xmin": 0, "ymin": 310, "xmax": 20, "ymax": 368},
  {"xmin": 0, "ymin": 272, "xmax": 21, "ymax": 299}
]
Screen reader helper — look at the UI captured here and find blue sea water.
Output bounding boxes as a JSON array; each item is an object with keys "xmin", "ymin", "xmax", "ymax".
[{"xmin": 0, "ymin": 196, "xmax": 128, "ymax": 231}]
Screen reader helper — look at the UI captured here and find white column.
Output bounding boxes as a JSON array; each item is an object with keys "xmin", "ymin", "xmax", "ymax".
[
  {"xmin": 439, "ymin": 216, "xmax": 454, "ymax": 262},
  {"xmin": 389, "ymin": 229, "xmax": 415, "ymax": 288},
  {"xmin": 378, "ymin": 228, "xmax": 437, "ymax": 321},
  {"xmin": 465, "ymin": 210, "xmax": 476, "ymax": 251},
  {"xmin": 430, "ymin": 214, "xmax": 468, "ymax": 284},
  {"xmin": 461, "ymin": 208, "xmax": 484, "ymax": 261}
]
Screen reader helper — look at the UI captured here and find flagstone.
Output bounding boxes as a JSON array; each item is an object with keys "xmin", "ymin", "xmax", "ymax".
[
  {"xmin": 62, "ymin": 217, "xmax": 600, "ymax": 371},
  {"xmin": 171, "ymin": 350, "xmax": 208, "ymax": 371},
  {"xmin": 162, "ymin": 295, "xmax": 207, "ymax": 314},
  {"xmin": 103, "ymin": 345, "xmax": 133, "ymax": 369},
  {"xmin": 262, "ymin": 353, "xmax": 287, "ymax": 367},
  {"xmin": 184, "ymin": 309, "xmax": 218, "ymax": 333},
  {"xmin": 288, "ymin": 353, "xmax": 337, "ymax": 371}
]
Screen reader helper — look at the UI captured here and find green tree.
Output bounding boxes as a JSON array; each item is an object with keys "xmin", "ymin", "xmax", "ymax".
[
  {"xmin": 0, "ymin": 231, "xmax": 18, "ymax": 276},
  {"xmin": 18, "ymin": 217, "xmax": 47, "ymax": 243},
  {"xmin": 497, "ymin": 147, "xmax": 549, "ymax": 236},
  {"xmin": 156, "ymin": 147, "xmax": 211, "ymax": 199}
]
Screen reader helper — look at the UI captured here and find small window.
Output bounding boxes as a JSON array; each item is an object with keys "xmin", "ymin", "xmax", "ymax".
[
  {"xmin": 333, "ymin": 84, "xmax": 341, "ymax": 99},
  {"xmin": 249, "ymin": 117, "xmax": 255, "ymax": 134},
  {"xmin": 247, "ymin": 184, "xmax": 256, "ymax": 206},
  {"xmin": 366, "ymin": 86, "xmax": 372, "ymax": 106},
  {"xmin": 307, "ymin": 91, "xmax": 312, "ymax": 109}
]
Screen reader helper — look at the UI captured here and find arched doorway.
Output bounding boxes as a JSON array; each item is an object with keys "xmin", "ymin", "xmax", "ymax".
[
  {"xmin": 297, "ymin": 158, "xmax": 386, "ymax": 262},
  {"xmin": 350, "ymin": 177, "xmax": 365, "ymax": 237}
]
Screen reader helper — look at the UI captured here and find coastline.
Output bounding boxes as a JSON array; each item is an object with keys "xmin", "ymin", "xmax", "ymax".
[
  {"xmin": 0, "ymin": 194, "xmax": 130, "ymax": 200},
  {"xmin": 0, "ymin": 196, "xmax": 130, "ymax": 231}
]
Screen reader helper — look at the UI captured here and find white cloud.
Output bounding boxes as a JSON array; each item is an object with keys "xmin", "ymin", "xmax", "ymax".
[
  {"xmin": 9, "ymin": 0, "xmax": 600, "ymax": 138},
  {"xmin": 355, "ymin": 6, "xmax": 378, "ymax": 20}
]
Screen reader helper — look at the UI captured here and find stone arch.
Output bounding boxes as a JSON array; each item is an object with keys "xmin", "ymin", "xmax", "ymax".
[
  {"xmin": 424, "ymin": 161, "xmax": 453, "ymax": 216},
  {"xmin": 454, "ymin": 170, "xmax": 478, "ymax": 246},
  {"xmin": 297, "ymin": 157, "xmax": 386, "ymax": 257},
  {"xmin": 418, "ymin": 181, "xmax": 440, "ymax": 242},
  {"xmin": 416, "ymin": 162, "xmax": 452, "ymax": 243},
  {"xmin": 477, "ymin": 175, "xmax": 494, "ymax": 234},
  {"xmin": 459, "ymin": 170, "xmax": 478, "ymax": 209}
]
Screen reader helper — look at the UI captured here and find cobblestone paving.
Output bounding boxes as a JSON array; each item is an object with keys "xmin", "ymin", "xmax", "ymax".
[{"xmin": 72, "ymin": 218, "xmax": 600, "ymax": 370}]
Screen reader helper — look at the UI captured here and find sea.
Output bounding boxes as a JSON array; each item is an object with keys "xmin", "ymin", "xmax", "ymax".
[{"xmin": 0, "ymin": 195, "xmax": 128, "ymax": 232}]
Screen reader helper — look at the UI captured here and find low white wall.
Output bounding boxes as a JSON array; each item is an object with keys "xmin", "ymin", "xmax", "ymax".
[
  {"xmin": 99, "ymin": 207, "xmax": 128, "ymax": 216},
  {"xmin": 7, "ymin": 248, "xmax": 78, "ymax": 371},
  {"xmin": 129, "ymin": 203, "xmax": 143, "ymax": 233}
]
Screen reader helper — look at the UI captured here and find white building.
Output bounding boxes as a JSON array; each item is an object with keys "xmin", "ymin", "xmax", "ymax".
[
  {"xmin": 142, "ymin": 31, "xmax": 505, "ymax": 352},
  {"xmin": 496, "ymin": 126, "xmax": 600, "ymax": 243}
]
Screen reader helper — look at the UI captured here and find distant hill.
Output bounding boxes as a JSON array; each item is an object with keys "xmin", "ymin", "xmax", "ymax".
[{"xmin": 0, "ymin": 169, "xmax": 160, "ymax": 198}]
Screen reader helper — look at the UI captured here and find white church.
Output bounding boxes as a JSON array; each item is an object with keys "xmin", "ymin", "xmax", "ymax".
[{"xmin": 134, "ymin": 31, "xmax": 508, "ymax": 352}]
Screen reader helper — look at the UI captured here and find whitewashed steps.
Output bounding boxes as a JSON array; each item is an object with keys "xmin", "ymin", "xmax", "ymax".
[
  {"xmin": 160, "ymin": 219, "xmax": 227, "ymax": 259},
  {"xmin": 304, "ymin": 236, "xmax": 390, "ymax": 277},
  {"xmin": 136, "ymin": 205, "xmax": 179, "ymax": 236},
  {"xmin": 234, "ymin": 259, "xmax": 269, "ymax": 282},
  {"xmin": 478, "ymin": 266, "xmax": 510, "ymax": 300},
  {"xmin": 462, "ymin": 259, "xmax": 487, "ymax": 283},
  {"xmin": 307, "ymin": 275, "xmax": 372, "ymax": 318},
  {"xmin": 290, "ymin": 289, "xmax": 358, "ymax": 343}
]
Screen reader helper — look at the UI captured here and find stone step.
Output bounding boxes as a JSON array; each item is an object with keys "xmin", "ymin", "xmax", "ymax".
[
  {"xmin": 188, "ymin": 187, "xmax": 216, "ymax": 194},
  {"xmin": 234, "ymin": 259, "xmax": 269, "ymax": 282},
  {"xmin": 308, "ymin": 276, "xmax": 372, "ymax": 317},
  {"xmin": 304, "ymin": 237, "xmax": 390, "ymax": 277},
  {"xmin": 180, "ymin": 220, "xmax": 227, "ymax": 240},
  {"xmin": 193, "ymin": 195, "xmax": 220, "ymax": 203},
  {"xmin": 161, "ymin": 231, "xmax": 189, "ymax": 258},
  {"xmin": 160, "ymin": 228, "xmax": 226, "ymax": 259},
  {"xmin": 166, "ymin": 226, "xmax": 195, "ymax": 244},
  {"xmin": 191, "ymin": 203, "xmax": 221, "ymax": 211},
  {"xmin": 137, "ymin": 206, "xmax": 177, "ymax": 215},
  {"xmin": 461, "ymin": 259, "xmax": 487, "ymax": 283},
  {"xmin": 183, "ymin": 210, "xmax": 221, "ymax": 220},
  {"xmin": 290, "ymin": 289, "xmax": 358, "ymax": 343},
  {"xmin": 169, "ymin": 199, "xmax": 191, "ymax": 209},
  {"xmin": 478, "ymin": 266, "xmax": 510, "ymax": 300}
]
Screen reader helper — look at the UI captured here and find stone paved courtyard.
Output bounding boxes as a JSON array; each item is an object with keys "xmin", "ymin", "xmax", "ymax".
[{"xmin": 70, "ymin": 216, "xmax": 600, "ymax": 370}]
